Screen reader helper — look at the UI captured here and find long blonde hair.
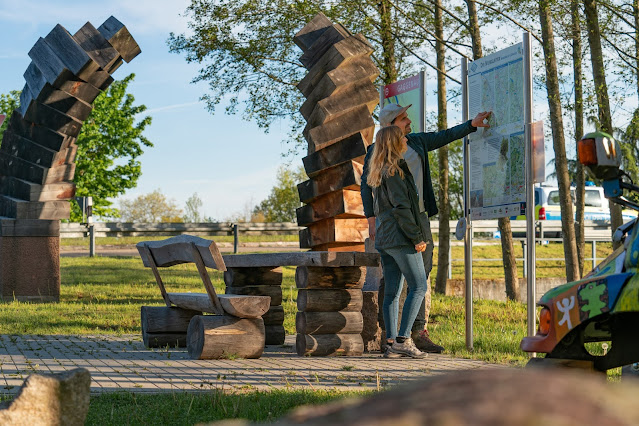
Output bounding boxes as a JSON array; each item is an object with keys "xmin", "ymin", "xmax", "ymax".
[{"xmin": 367, "ymin": 125, "xmax": 407, "ymax": 188}]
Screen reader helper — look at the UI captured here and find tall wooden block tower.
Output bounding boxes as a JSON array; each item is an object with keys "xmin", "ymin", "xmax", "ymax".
[{"xmin": 294, "ymin": 13, "xmax": 379, "ymax": 252}]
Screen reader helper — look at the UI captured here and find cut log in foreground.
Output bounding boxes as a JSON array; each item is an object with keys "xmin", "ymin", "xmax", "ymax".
[
  {"xmin": 296, "ymin": 333, "xmax": 363, "ymax": 357},
  {"xmin": 141, "ymin": 306, "xmax": 201, "ymax": 348},
  {"xmin": 187, "ymin": 315, "xmax": 265, "ymax": 360}
]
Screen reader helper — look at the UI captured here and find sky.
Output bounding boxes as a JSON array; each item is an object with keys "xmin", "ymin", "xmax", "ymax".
[{"xmin": 0, "ymin": 0, "xmax": 299, "ymax": 221}]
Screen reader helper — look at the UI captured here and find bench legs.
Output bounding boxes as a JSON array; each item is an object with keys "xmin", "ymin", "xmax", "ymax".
[
  {"xmin": 187, "ymin": 315, "xmax": 265, "ymax": 360},
  {"xmin": 141, "ymin": 306, "xmax": 201, "ymax": 348}
]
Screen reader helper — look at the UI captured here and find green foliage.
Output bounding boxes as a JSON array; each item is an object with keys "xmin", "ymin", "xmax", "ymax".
[
  {"xmin": 253, "ymin": 165, "xmax": 307, "ymax": 222},
  {"xmin": 0, "ymin": 91, "xmax": 20, "ymax": 138},
  {"xmin": 119, "ymin": 189, "xmax": 184, "ymax": 222},
  {"xmin": 73, "ymin": 74, "xmax": 152, "ymax": 220}
]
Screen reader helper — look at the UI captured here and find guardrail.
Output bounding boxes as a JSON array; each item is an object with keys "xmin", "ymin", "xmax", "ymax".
[{"xmin": 60, "ymin": 219, "xmax": 614, "ymax": 240}]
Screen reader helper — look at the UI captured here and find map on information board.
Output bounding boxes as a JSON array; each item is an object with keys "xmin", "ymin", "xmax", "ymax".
[{"xmin": 468, "ymin": 43, "xmax": 526, "ymax": 220}]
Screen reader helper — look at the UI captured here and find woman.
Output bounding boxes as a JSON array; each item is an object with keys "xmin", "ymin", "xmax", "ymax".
[{"xmin": 367, "ymin": 125, "xmax": 429, "ymax": 359}]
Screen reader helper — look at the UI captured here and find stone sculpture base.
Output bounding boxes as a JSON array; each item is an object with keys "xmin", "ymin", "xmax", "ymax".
[{"xmin": 0, "ymin": 219, "xmax": 60, "ymax": 302}]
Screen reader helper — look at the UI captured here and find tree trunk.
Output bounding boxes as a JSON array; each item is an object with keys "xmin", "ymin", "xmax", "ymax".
[
  {"xmin": 539, "ymin": 0, "xmax": 580, "ymax": 282},
  {"xmin": 466, "ymin": 0, "xmax": 519, "ymax": 300},
  {"xmin": 572, "ymin": 0, "xmax": 585, "ymax": 278},
  {"xmin": 378, "ymin": 0, "xmax": 397, "ymax": 84},
  {"xmin": 583, "ymin": 0, "xmax": 623, "ymax": 248},
  {"xmin": 435, "ymin": 0, "xmax": 450, "ymax": 295}
]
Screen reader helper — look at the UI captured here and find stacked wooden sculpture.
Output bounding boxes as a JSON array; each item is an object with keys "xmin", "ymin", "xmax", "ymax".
[
  {"xmin": 224, "ymin": 265, "xmax": 286, "ymax": 345},
  {"xmin": 296, "ymin": 264, "xmax": 365, "ymax": 356},
  {"xmin": 294, "ymin": 13, "xmax": 379, "ymax": 252},
  {"xmin": 0, "ymin": 17, "xmax": 140, "ymax": 220}
]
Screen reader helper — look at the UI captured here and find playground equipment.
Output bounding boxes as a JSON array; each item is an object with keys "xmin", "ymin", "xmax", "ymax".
[{"xmin": 521, "ymin": 131, "xmax": 639, "ymax": 372}]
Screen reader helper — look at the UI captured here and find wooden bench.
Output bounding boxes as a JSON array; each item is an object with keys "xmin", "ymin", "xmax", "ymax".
[{"xmin": 137, "ymin": 235, "xmax": 271, "ymax": 359}]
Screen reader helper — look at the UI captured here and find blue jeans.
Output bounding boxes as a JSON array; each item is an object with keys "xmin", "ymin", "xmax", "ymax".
[{"xmin": 379, "ymin": 245, "xmax": 429, "ymax": 340}]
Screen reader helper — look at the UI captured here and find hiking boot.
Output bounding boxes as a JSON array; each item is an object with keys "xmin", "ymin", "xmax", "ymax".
[
  {"xmin": 389, "ymin": 338, "xmax": 427, "ymax": 359},
  {"xmin": 412, "ymin": 329, "xmax": 444, "ymax": 353},
  {"xmin": 383, "ymin": 347, "xmax": 402, "ymax": 359}
]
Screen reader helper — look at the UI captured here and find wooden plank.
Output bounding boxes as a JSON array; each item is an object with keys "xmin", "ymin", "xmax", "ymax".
[
  {"xmin": 223, "ymin": 251, "xmax": 367, "ymax": 268},
  {"xmin": 299, "ymin": 218, "xmax": 369, "ymax": 248},
  {"xmin": 0, "ymin": 219, "xmax": 60, "ymax": 237},
  {"xmin": 299, "ymin": 57, "xmax": 379, "ymax": 118},
  {"xmin": 0, "ymin": 151, "xmax": 75, "ymax": 185},
  {"xmin": 43, "ymin": 24, "xmax": 101, "ymax": 82},
  {"xmin": 7, "ymin": 112, "xmax": 75, "ymax": 152},
  {"xmin": 311, "ymin": 242, "xmax": 366, "ymax": 252},
  {"xmin": 293, "ymin": 13, "xmax": 333, "ymax": 51},
  {"xmin": 136, "ymin": 235, "xmax": 227, "ymax": 271},
  {"xmin": 73, "ymin": 22, "xmax": 120, "ymax": 71},
  {"xmin": 28, "ymin": 37, "xmax": 73, "ymax": 87},
  {"xmin": 22, "ymin": 100, "xmax": 83, "ymax": 138},
  {"xmin": 295, "ymin": 266, "xmax": 366, "ymax": 289},
  {"xmin": 190, "ymin": 242, "xmax": 225, "ymax": 315},
  {"xmin": 0, "ymin": 177, "xmax": 75, "ymax": 202},
  {"xmin": 298, "ymin": 160, "xmax": 362, "ymax": 204},
  {"xmin": 306, "ymin": 104, "xmax": 375, "ymax": 153},
  {"xmin": 305, "ymin": 80, "xmax": 379, "ymax": 129},
  {"xmin": 297, "ymin": 34, "xmax": 373, "ymax": 97},
  {"xmin": 19, "ymin": 85, "xmax": 93, "ymax": 122},
  {"xmin": 300, "ymin": 24, "xmax": 350, "ymax": 70},
  {"xmin": 302, "ymin": 132, "xmax": 369, "ymax": 178},
  {"xmin": 296, "ymin": 189, "xmax": 364, "ymax": 227},
  {"xmin": 0, "ymin": 196, "xmax": 71, "ymax": 220},
  {"xmin": 24, "ymin": 62, "xmax": 101, "ymax": 104},
  {"xmin": 166, "ymin": 293, "xmax": 270, "ymax": 318},
  {"xmin": 98, "ymin": 16, "xmax": 141, "ymax": 63},
  {"xmin": 141, "ymin": 245, "xmax": 171, "ymax": 307},
  {"xmin": 1, "ymin": 130, "xmax": 75, "ymax": 168}
]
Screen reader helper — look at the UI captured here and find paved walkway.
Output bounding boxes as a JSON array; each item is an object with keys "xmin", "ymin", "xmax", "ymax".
[{"xmin": 0, "ymin": 334, "xmax": 506, "ymax": 394}]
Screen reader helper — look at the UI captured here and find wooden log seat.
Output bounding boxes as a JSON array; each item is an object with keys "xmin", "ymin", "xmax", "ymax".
[
  {"xmin": 137, "ymin": 235, "xmax": 269, "ymax": 359},
  {"xmin": 187, "ymin": 315, "xmax": 265, "ymax": 360},
  {"xmin": 140, "ymin": 306, "xmax": 201, "ymax": 348},
  {"xmin": 297, "ymin": 288, "xmax": 362, "ymax": 312},
  {"xmin": 296, "ymin": 311, "xmax": 363, "ymax": 335}
]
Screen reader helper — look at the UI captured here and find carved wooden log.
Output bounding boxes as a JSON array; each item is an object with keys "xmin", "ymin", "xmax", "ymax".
[
  {"xmin": 166, "ymin": 293, "xmax": 270, "ymax": 318},
  {"xmin": 1, "ymin": 130, "xmax": 77, "ymax": 168},
  {"xmin": 297, "ymin": 161, "xmax": 362, "ymax": 204},
  {"xmin": 296, "ymin": 333, "xmax": 364, "ymax": 357},
  {"xmin": 72, "ymin": 22, "xmax": 120, "ymax": 72},
  {"xmin": 296, "ymin": 189, "xmax": 364, "ymax": 227},
  {"xmin": 0, "ymin": 177, "xmax": 75, "ymax": 203},
  {"xmin": 299, "ymin": 24, "xmax": 350, "ymax": 70},
  {"xmin": 311, "ymin": 242, "xmax": 366, "ymax": 252},
  {"xmin": 302, "ymin": 132, "xmax": 368, "ymax": 178},
  {"xmin": 297, "ymin": 289, "xmax": 363, "ymax": 312},
  {"xmin": 296, "ymin": 311, "xmax": 363, "ymax": 335},
  {"xmin": 140, "ymin": 306, "xmax": 201, "ymax": 348},
  {"xmin": 265, "ymin": 325, "xmax": 286, "ymax": 345},
  {"xmin": 293, "ymin": 13, "xmax": 333, "ymax": 51},
  {"xmin": 43, "ymin": 24, "xmax": 101, "ymax": 83},
  {"xmin": 224, "ymin": 266, "xmax": 283, "ymax": 287},
  {"xmin": 6, "ymin": 112, "xmax": 74, "ymax": 152},
  {"xmin": 296, "ymin": 266, "xmax": 366, "ymax": 289},
  {"xmin": 136, "ymin": 234, "xmax": 226, "ymax": 271},
  {"xmin": 263, "ymin": 305, "xmax": 285, "ymax": 325},
  {"xmin": 223, "ymin": 251, "xmax": 378, "ymax": 268},
  {"xmin": 24, "ymin": 63, "xmax": 101, "ymax": 105},
  {"xmin": 305, "ymin": 79, "xmax": 379, "ymax": 129},
  {"xmin": 306, "ymin": 104, "xmax": 375, "ymax": 153},
  {"xmin": 22, "ymin": 101, "xmax": 83, "ymax": 138},
  {"xmin": 299, "ymin": 218, "xmax": 369, "ymax": 248},
  {"xmin": 187, "ymin": 315, "xmax": 265, "ymax": 359},
  {"xmin": 0, "ymin": 196, "xmax": 70, "ymax": 220},
  {"xmin": 19, "ymin": 85, "xmax": 92, "ymax": 122},
  {"xmin": 98, "ymin": 16, "xmax": 142, "ymax": 63},
  {"xmin": 226, "ymin": 286, "xmax": 282, "ymax": 306}
]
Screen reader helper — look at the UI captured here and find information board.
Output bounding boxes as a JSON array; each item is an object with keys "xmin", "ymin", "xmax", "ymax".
[
  {"xmin": 467, "ymin": 43, "xmax": 526, "ymax": 220},
  {"xmin": 381, "ymin": 72, "xmax": 425, "ymax": 132}
]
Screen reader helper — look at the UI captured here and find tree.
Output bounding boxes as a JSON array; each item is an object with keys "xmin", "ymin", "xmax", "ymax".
[
  {"xmin": 1, "ymin": 74, "xmax": 152, "ymax": 221},
  {"xmin": 253, "ymin": 165, "xmax": 307, "ymax": 222},
  {"xmin": 184, "ymin": 192, "xmax": 204, "ymax": 222},
  {"xmin": 72, "ymin": 74, "xmax": 152, "ymax": 220},
  {"xmin": 119, "ymin": 190, "xmax": 183, "ymax": 222}
]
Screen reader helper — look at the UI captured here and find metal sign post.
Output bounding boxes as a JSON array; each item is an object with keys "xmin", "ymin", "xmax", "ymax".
[
  {"xmin": 461, "ymin": 57, "xmax": 473, "ymax": 351},
  {"xmin": 523, "ymin": 32, "xmax": 536, "ymax": 343}
]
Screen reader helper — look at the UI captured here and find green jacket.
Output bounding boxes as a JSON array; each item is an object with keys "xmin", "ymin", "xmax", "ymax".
[
  {"xmin": 373, "ymin": 161, "xmax": 427, "ymax": 250},
  {"xmin": 361, "ymin": 120, "xmax": 477, "ymax": 218}
]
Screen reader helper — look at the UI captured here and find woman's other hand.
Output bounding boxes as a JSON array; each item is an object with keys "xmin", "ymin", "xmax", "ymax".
[{"xmin": 415, "ymin": 241, "xmax": 427, "ymax": 252}]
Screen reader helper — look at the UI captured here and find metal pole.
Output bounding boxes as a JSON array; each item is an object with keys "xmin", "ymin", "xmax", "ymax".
[
  {"xmin": 419, "ymin": 70, "xmax": 426, "ymax": 133},
  {"xmin": 233, "ymin": 224, "xmax": 239, "ymax": 254},
  {"xmin": 89, "ymin": 224, "xmax": 95, "ymax": 257},
  {"xmin": 448, "ymin": 243, "xmax": 452, "ymax": 279},
  {"xmin": 524, "ymin": 32, "xmax": 536, "ymax": 341},
  {"xmin": 522, "ymin": 240, "xmax": 527, "ymax": 278},
  {"xmin": 462, "ymin": 57, "xmax": 473, "ymax": 351},
  {"xmin": 592, "ymin": 241, "xmax": 597, "ymax": 269}
]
